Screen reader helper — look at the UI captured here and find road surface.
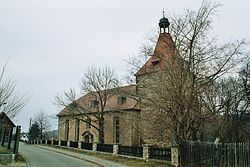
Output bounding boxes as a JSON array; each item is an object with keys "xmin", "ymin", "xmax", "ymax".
[{"xmin": 19, "ymin": 143, "xmax": 100, "ymax": 167}]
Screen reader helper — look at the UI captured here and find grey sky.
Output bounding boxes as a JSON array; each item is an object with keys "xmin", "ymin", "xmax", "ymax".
[{"xmin": 0, "ymin": 0, "xmax": 249, "ymax": 132}]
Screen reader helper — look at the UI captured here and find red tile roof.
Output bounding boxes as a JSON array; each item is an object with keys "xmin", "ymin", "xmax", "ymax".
[
  {"xmin": 57, "ymin": 84, "xmax": 139, "ymax": 116},
  {"xmin": 135, "ymin": 33, "xmax": 178, "ymax": 76},
  {"xmin": 58, "ymin": 33, "xmax": 179, "ymax": 117}
]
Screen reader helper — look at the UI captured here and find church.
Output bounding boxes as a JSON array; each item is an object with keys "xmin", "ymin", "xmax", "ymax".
[{"xmin": 57, "ymin": 14, "xmax": 178, "ymax": 147}]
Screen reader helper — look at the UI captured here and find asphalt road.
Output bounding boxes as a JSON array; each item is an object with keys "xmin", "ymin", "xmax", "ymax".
[{"xmin": 19, "ymin": 143, "xmax": 100, "ymax": 167}]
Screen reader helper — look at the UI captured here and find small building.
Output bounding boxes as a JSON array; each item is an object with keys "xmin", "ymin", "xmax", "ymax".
[
  {"xmin": 20, "ymin": 133, "xmax": 29, "ymax": 142},
  {"xmin": 0, "ymin": 112, "xmax": 16, "ymax": 149}
]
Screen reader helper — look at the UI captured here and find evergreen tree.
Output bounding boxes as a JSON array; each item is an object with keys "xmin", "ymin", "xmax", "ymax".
[{"xmin": 28, "ymin": 123, "xmax": 40, "ymax": 140}]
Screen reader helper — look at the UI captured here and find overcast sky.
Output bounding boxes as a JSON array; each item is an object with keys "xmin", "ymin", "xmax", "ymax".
[{"xmin": 0, "ymin": 0, "xmax": 249, "ymax": 132}]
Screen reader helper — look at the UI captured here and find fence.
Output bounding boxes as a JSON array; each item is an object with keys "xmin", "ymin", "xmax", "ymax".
[
  {"xmin": 29, "ymin": 139, "xmax": 250, "ymax": 166},
  {"xmin": 180, "ymin": 141, "xmax": 250, "ymax": 167},
  {"xmin": 118, "ymin": 145, "xmax": 143, "ymax": 157},
  {"xmin": 0, "ymin": 125, "xmax": 21, "ymax": 154},
  {"xmin": 69, "ymin": 141, "xmax": 78, "ymax": 148},
  {"xmin": 97, "ymin": 143, "xmax": 113, "ymax": 153},
  {"xmin": 30, "ymin": 140, "xmax": 173, "ymax": 163},
  {"xmin": 149, "ymin": 147, "xmax": 171, "ymax": 161},
  {"xmin": 81, "ymin": 142, "xmax": 92, "ymax": 150},
  {"xmin": 60, "ymin": 140, "xmax": 67, "ymax": 146},
  {"xmin": 47, "ymin": 140, "xmax": 52, "ymax": 145},
  {"xmin": 53, "ymin": 140, "xmax": 58, "ymax": 145}
]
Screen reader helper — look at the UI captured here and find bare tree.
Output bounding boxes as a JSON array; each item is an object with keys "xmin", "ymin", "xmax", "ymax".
[
  {"xmin": 34, "ymin": 109, "xmax": 51, "ymax": 140},
  {"xmin": 240, "ymin": 59, "xmax": 250, "ymax": 108},
  {"xmin": 54, "ymin": 65, "xmax": 119, "ymax": 143},
  {"xmin": 206, "ymin": 59, "xmax": 250, "ymax": 142},
  {"xmin": 0, "ymin": 61, "xmax": 29, "ymax": 118},
  {"xmin": 128, "ymin": 1, "xmax": 248, "ymax": 144}
]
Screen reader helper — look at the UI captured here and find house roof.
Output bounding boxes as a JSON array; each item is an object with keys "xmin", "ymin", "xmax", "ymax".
[
  {"xmin": 0, "ymin": 112, "xmax": 16, "ymax": 127},
  {"xmin": 57, "ymin": 84, "xmax": 139, "ymax": 116},
  {"xmin": 135, "ymin": 32, "xmax": 178, "ymax": 76},
  {"xmin": 20, "ymin": 133, "xmax": 29, "ymax": 138}
]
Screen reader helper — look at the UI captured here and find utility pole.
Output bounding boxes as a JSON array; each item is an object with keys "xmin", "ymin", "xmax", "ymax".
[{"xmin": 29, "ymin": 118, "xmax": 32, "ymax": 131}]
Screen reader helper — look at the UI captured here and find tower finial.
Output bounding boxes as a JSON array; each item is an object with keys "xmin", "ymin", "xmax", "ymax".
[{"xmin": 159, "ymin": 10, "xmax": 170, "ymax": 33}]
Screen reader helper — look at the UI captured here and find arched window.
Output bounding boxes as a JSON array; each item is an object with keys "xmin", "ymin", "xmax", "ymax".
[
  {"xmin": 86, "ymin": 117, "xmax": 91, "ymax": 129},
  {"xmin": 65, "ymin": 119, "xmax": 69, "ymax": 141},
  {"xmin": 75, "ymin": 119, "xmax": 80, "ymax": 141},
  {"xmin": 113, "ymin": 116, "xmax": 120, "ymax": 143}
]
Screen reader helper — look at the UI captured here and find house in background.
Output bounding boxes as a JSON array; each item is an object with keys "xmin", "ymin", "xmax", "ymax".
[
  {"xmin": 20, "ymin": 133, "xmax": 29, "ymax": 142},
  {"xmin": 57, "ymin": 15, "xmax": 176, "ymax": 147}
]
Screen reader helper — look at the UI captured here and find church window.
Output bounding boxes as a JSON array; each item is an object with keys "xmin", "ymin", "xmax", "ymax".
[
  {"xmin": 113, "ymin": 116, "xmax": 120, "ymax": 143},
  {"xmin": 65, "ymin": 119, "xmax": 69, "ymax": 141},
  {"xmin": 86, "ymin": 117, "xmax": 91, "ymax": 129},
  {"xmin": 152, "ymin": 60, "xmax": 160, "ymax": 66},
  {"xmin": 117, "ymin": 96, "xmax": 126, "ymax": 105},
  {"xmin": 75, "ymin": 119, "xmax": 80, "ymax": 141},
  {"xmin": 89, "ymin": 100, "xmax": 98, "ymax": 107}
]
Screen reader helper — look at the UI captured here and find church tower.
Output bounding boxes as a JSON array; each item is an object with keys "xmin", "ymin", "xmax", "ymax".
[
  {"xmin": 136, "ymin": 13, "xmax": 178, "ymax": 146},
  {"xmin": 135, "ymin": 12, "xmax": 177, "ymax": 79}
]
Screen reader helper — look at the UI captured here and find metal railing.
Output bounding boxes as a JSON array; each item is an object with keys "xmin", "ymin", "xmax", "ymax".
[
  {"xmin": 60, "ymin": 140, "xmax": 67, "ymax": 146},
  {"xmin": 53, "ymin": 140, "xmax": 58, "ymax": 145},
  {"xmin": 81, "ymin": 142, "xmax": 92, "ymax": 150},
  {"xmin": 149, "ymin": 147, "xmax": 171, "ymax": 160},
  {"xmin": 97, "ymin": 143, "xmax": 113, "ymax": 153},
  {"xmin": 69, "ymin": 141, "xmax": 78, "ymax": 148},
  {"xmin": 118, "ymin": 145, "xmax": 143, "ymax": 157}
]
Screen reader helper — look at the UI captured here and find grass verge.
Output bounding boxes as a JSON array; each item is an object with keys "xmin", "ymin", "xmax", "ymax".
[
  {"xmin": 14, "ymin": 154, "xmax": 26, "ymax": 163},
  {"xmin": 0, "ymin": 147, "xmax": 10, "ymax": 154}
]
